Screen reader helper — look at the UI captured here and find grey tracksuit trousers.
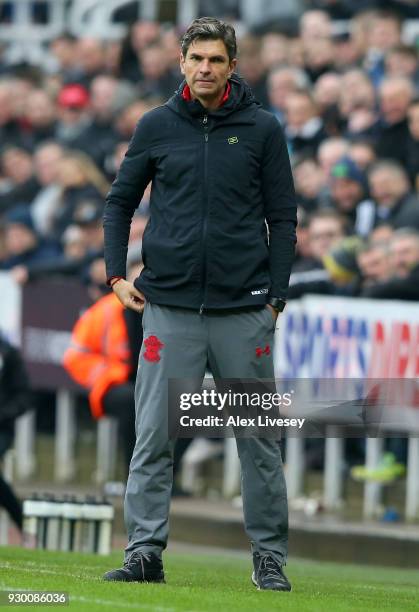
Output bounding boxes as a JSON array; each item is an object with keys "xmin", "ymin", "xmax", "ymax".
[{"xmin": 124, "ymin": 302, "xmax": 288, "ymax": 564}]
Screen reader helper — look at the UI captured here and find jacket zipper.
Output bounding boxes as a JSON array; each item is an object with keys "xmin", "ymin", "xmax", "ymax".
[{"xmin": 200, "ymin": 114, "xmax": 209, "ymax": 315}]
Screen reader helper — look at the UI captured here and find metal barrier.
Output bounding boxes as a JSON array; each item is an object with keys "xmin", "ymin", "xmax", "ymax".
[
  {"xmin": 0, "ymin": 0, "xmax": 200, "ymax": 63},
  {"xmin": 0, "ymin": 2, "xmax": 417, "ymax": 65}
]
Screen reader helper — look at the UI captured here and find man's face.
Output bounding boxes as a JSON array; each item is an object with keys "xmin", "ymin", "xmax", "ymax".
[
  {"xmin": 180, "ymin": 39, "xmax": 236, "ymax": 104},
  {"xmin": 34, "ymin": 145, "xmax": 63, "ymax": 185},
  {"xmin": 294, "ymin": 159, "xmax": 323, "ymax": 198},
  {"xmin": 308, "ymin": 217, "xmax": 344, "ymax": 260},
  {"xmin": 390, "ymin": 236, "xmax": 419, "ymax": 278},
  {"xmin": 285, "ymin": 94, "xmax": 316, "ymax": 131},
  {"xmin": 358, "ymin": 247, "xmax": 389, "ymax": 284},
  {"xmin": 369, "ymin": 169, "xmax": 408, "ymax": 208},
  {"xmin": 331, "ymin": 178, "xmax": 363, "ymax": 212},
  {"xmin": 380, "ymin": 83, "xmax": 411, "ymax": 125},
  {"xmin": 6, "ymin": 224, "xmax": 37, "ymax": 256},
  {"xmin": 268, "ymin": 71, "xmax": 297, "ymax": 111}
]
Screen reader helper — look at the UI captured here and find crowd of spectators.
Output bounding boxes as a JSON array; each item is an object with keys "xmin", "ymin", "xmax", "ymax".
[{"xmin": 0, "ymin": 6, "xmax": 417, "ymax": 302}]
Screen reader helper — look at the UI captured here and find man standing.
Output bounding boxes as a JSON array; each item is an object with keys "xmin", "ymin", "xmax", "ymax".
[{"xmin": 103, "ymin": 17, "xmax": 297, "ymax": 592}]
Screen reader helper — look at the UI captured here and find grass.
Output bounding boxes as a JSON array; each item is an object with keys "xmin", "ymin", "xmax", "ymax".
[{"xmin": 0, "ymin": 546, "xmax": 418, "ymax": 612}]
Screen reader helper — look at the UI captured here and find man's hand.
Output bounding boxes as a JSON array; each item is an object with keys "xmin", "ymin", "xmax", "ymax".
[
  {"xmin": 266, "ymin": 304, "xmax": 279, "ymax": 324},
  {"xmin": 11, "ymin": 266, "xmax": 29, "ymax": 285},
  {"xmin": 112, "ymin": 279, "xmax": 146, "ymax": 313}
]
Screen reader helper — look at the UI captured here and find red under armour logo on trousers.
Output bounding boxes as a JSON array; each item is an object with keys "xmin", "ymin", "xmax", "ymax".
[{"xmin": 256, "ymin": 345, "xmax": 270, "ymax": 358}]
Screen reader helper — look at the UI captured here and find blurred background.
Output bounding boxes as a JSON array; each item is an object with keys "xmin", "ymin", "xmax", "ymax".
[{"xmin": 0, "ymin": 0, "xmax": 418, "ymax": 566}]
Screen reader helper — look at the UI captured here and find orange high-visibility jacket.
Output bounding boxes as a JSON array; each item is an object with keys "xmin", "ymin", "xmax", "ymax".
[{"xmin": 63, "ymin": 292, "xmax": 131, "ymax": 419}]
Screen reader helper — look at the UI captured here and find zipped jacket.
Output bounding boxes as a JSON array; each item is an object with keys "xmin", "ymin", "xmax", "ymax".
[{"xmin": 104, "ymin": 74, "xmax": 297, "ymax": 310}]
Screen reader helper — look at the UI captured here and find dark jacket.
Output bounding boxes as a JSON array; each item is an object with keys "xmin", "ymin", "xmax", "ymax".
[
  {"xmin": 373, "ymin": 193, "xmax": 419, "ymax": 231},
  {"xmin": 104, "ymin": 75, "xmax": 296, "ymax": 309},
  {"xmin": 376, "ymin": 118, "xmax": 410, "ymax": 167},
  {"xmin": 0, "ymin": 238, "xmax": 62, "ymax": 270},
  {"xmin": 104, "ymin": 74, "xmax": 297, "ymax": 310},
  {"xmin": 0, "ymin": 336, "xmax": 31, "ymax": 454},
  {"xmin": 361, "ymin": 264, "xmax": 419, "ymax": 301}
]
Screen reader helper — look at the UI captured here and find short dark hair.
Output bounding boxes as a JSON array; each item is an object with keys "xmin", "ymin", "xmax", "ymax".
[
  {"xmin": 180, "ymin": 17, "xmax": 237, "ymax": 62},
  {"xmin": 308, "ymin": 209, "xmax": 350, "ymax": 234}
]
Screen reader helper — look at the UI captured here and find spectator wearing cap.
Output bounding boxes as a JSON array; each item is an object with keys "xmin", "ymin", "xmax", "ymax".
[
  {"xmin": 55, "ymin": 83, "xmax": 91, "ymax": 147},
  {"xmin": 368, "ymin": 160, "xmax": 419, "ymax": 231},
  {"xmin": 0, "ymin": 206, "xmax": 61, "ymax": 280},
  {"xmin": 361, "ymin": 229, "xmax": 419, "ymax": 300},
  {"xmin": 328, "ymin": 156, "xmax": 375, "ymax": 237}
]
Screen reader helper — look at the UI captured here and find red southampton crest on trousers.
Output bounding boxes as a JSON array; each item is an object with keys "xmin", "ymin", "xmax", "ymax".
[
  {"xmin": 256, "ymin": 345, "xmax": 270, "ymax": 358},
  {"xmin": 144, "ymin": 335, "xmax": 164, "ymax": 363}
]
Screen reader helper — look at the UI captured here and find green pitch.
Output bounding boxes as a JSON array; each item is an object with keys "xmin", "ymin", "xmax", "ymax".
[{"xmin": 0, "ymin": 546, "xmax": 418, "ymax": 612}]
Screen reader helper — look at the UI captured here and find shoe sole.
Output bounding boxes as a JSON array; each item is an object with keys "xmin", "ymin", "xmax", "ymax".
[
  {"xmin": 251, "ymin": 571, "xmax": 291, "ymax": 592},
  {"xmin": 103, "ymin": 577, "xmax": 166, "ymax": 583},
  {"xmin": 103, "ymin": 572, "xmax": 165, "ymax": 583}
]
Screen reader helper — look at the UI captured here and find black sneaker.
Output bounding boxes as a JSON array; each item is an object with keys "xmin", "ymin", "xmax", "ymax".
[
  {"xmin": 251, "ymin": 552, "xmax": 291, "ymax": 591},
  {"xmin": 103, "ymin": 551, "xmax": 165, "ymax": 583}
]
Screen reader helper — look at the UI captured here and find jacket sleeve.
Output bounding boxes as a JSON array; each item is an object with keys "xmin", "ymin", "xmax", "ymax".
[
  {"xmin": 103, "ymin": 115, "xmax": 155, "ymax": 280},
  {"xmin": 262, "ymin": 118, "xmax": 297, "ymax": 300}
]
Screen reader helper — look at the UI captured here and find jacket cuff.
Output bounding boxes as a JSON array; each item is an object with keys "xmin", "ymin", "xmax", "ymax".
[{"xmin": 107, "ymin": 275, "xmax": 125, "ymax": 287}]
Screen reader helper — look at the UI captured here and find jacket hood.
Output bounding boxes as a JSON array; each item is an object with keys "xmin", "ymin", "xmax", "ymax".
[{"xmin": 166, "ymin": 73, "xmax": 259, "ymax": 119}]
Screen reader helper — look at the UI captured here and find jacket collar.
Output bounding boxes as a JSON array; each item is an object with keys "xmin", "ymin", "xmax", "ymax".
[
  {"xmin": 166, "ymin": 73, "xmax": 259, "ymax": 122},
  {"xmin": 181, "ymin": 81, "xmax": 231, "ymax": 106}
]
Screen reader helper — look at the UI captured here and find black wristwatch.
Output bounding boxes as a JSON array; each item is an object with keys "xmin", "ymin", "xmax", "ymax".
[{"xmin": 268, "ymin": 298, "xmax": 287, "ymax": 313}]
